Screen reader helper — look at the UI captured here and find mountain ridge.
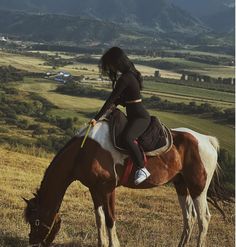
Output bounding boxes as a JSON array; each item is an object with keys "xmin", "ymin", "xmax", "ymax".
[
  {"xmin": 0, "ymin": 0, "xmax": 205, "ymax": 32},
  {"xmin": 0, "ymin": 8, "xmax": 209, "ymax": 49},
  {"xmin": 171, "ymin": 0, "xmax": 235, "ymax": 33}
]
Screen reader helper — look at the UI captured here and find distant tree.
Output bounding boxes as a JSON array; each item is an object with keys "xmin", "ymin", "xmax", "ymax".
[
  {"xmin": 154, "ymin": 70, "xmax": 161, "ymax": 78},
  {"xmin": 17, "ymin": 119, "xmax": 29, "ymax": 130},
  {"xmin": 32, "ymin": 127, "xmax": 45, "ymax": 135}
]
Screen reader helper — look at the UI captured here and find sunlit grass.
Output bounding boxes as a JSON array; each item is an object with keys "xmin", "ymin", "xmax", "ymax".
[{"xmin": 0, "ymin": 147, "xmax": 234, "ymax": 247}]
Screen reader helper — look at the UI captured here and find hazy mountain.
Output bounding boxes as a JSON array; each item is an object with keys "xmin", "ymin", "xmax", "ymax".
[
  {"xmin": 0, "ymin": 0, "xmax": 233, "ymax": 48},
  {"xmin": 172, "ymin": 0, "xmax": 234, "ymax": 17},
  {"xmin": 202, "ymin": 7, "xmax": 235, "ymax": 33},
  {"xmin": 172, "ymin": 0, "xmax": 235, "ymax": 33},
  {"xmin": 0, "ymin": 9, "xmax": 134, "ymax": 44},
  {"xmin": 0, "ymin": 0, "xmax": 205, "ymax": 34}
]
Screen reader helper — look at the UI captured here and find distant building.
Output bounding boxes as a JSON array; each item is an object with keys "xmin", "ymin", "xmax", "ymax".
[
  {"xmin": 44, "ymin": 71, "xmax": 57, "ymax": 79},
  {"xmin": 44, "ymin": 71, "xmax": 72, "ymax": 83},
  {"xmin": 54, "ymin": 71, "xmax": 72, "ymax": 83},
  {"xmin": 222, "ymin": 78, "xmax": 235, "ymax": 85},
  {"xmin": 0, "ymin": 36, "xmax": 7, "ymax": 42}
]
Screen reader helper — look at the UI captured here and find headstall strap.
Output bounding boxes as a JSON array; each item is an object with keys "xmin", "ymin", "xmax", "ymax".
[
  {"xmin": 30, "ymin": 213, "xmax": 60, "ymax": 246},
  {"xmin": 35, "ymin": 219, "xmax": 40, "ymax": 227},
  {"xmin": 42, "ymin": 213, "xmax": 59, "ymax": 244}
]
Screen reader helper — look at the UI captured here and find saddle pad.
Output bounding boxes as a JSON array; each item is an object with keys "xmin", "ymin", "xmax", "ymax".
[{"xmin": 108, "ymin": 108, "xmax": 173, "ymax": 156}]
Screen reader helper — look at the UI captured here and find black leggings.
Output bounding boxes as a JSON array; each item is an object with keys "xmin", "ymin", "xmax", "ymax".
[{"xmin": 121, "ymin": 117, "xmax": 150, "ymax": 168}]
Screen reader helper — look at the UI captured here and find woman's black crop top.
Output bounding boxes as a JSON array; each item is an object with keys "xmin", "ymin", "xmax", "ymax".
[{"xmin": 94, "ymin": 71, "xmax": 141, "ymax": 121}]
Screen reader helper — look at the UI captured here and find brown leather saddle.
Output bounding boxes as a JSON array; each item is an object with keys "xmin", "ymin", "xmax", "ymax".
[{"xmin": 106, "ymin": 108, "xmax": 173, "ymax": 156}]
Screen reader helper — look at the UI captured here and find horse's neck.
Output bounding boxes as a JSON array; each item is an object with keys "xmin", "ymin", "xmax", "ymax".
[
  {"xmin": 38, "ymin": 138, "xmax": 78, "ymax": 214},
  {"xmin": 39, "ymin": 162, "xmax": 73, "ymax": 214}
]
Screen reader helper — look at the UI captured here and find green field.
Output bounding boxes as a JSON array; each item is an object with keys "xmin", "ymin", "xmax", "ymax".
[
  {"xmin": 164, "ymin": 49, "xmax": 234, "ymax": 58},
  {"xmin": 150, "ymin": 110, "xmax": 234, "ymax": 154},
  {"xmin": 131, "ymin": 55, "xmax": 235, "ymax": 78},
  {"xmin": 0, "ymin": 51, "xmax": 51, "ymax": 72},
  {"xmin": 18, "ymin": 79, "xmax": 103, "ymax": 110},
  {"xmin": 144, "ymin": 81, "xmax": 235, "ymax": 104}
]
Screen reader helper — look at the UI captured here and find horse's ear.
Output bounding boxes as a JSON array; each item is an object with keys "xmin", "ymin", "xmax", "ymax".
[{"xmin": 22, "ymin": 197, "xmax": 29, "ymax": 204}]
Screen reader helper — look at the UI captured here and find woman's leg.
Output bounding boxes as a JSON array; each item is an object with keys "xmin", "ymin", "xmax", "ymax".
[{"xmin": 122, "ymin": 118, "xmax": 150, "ymax": 168}]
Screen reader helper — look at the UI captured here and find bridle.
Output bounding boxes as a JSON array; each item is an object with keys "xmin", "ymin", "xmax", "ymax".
[{"xmin": 29, "ymin": 213, "xmax": 60, "ymax": 247}]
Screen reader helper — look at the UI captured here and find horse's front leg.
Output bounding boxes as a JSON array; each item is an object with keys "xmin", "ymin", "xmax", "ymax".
[
  {"xmin": 90, "ymin": 186, "xmax": 120, "ymax": 247},
  {"xmin": 90, "ymin": 187, "xmax": 109, "ymax": 247},
  {"xmin": 103, "ymin": 189, "xmax": 120, "ymax": 247}
]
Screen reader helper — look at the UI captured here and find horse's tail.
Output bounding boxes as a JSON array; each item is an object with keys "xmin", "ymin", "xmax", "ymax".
[
  {"xmin": 207, "ymin": 136, "xmax": 234, "ymax": 219},
  {"xmin": 208, "ymin": 136, "xmax": 220, "ymax": 152}
]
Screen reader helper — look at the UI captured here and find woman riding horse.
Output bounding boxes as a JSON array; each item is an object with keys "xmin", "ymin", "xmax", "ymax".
[{"xmin": 90, "ymin": 47, "xmax": 151, "ymax": 185}]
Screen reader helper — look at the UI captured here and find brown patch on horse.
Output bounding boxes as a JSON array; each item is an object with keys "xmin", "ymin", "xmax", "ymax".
[
  {"xmin": 172, "ymin": 131, "xmax": 207, "ymax": 199},
  {"xmin": 118, "ymin": 130, "xmax": 206, "ymax": 195},
  {"xmin": 117, "ymin": 145, "xmax": 182, "ymax": 188},
  {"xmin": 74, "ymin": 138, "xmax": 117, "ymax": 188}
]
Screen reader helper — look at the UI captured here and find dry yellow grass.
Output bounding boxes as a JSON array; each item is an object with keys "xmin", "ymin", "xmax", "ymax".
[{"xmin": 0, "ymin": 147, "xmax": 234, "ymax": 247}]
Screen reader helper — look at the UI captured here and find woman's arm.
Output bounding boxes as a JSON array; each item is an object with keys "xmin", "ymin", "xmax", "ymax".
[{"xmin": 94, "ymin": 78, "xmax": 127, "ymax": 121}]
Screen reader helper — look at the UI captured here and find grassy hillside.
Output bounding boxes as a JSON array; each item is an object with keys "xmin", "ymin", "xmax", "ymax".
[{"xmin": 0, "ymin": 147, "xmax": 234, "ymax": 247}]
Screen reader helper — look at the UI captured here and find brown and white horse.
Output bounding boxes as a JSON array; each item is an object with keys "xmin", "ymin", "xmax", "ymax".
[{"xmin": 24, "ymin": 121, "xmax": 222, "ymax": 247}]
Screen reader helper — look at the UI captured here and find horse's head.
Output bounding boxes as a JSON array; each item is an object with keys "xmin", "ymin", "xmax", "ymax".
[{"xmin": 23, "ymin": 195, "xmax": 61, "ymax": 247}]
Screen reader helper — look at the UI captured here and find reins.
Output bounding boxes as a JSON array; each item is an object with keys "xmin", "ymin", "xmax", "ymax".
[{"xmin": 81, "ymin": 123, "xmax": 92, "ymax": 148}]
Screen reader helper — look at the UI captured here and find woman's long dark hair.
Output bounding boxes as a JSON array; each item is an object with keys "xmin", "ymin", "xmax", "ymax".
[{"xmin": 99, "ymin": 47, "xmax": 143, "ymax": 90}]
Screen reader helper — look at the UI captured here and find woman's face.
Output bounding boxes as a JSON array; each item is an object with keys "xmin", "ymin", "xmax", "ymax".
[{"xmin": 110, "ymin": 64, "xmax": 117, "ymax": 73}]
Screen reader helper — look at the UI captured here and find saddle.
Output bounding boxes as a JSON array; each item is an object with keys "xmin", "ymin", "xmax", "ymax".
[{"xmin": 107, "ymin": 108, "xmax": 173, "ymax": 156}]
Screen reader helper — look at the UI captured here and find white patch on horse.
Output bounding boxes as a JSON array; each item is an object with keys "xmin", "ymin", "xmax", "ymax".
[
  {"xmin": 107, "ymin": 222, "xmax": 120, "ymax": 247},
  {"xmin": 173, "ymin": 128, "xmax": 217, "ymax": 246},
  {"xmin": 77, "ymin": 122, "xmax": 127, "ymax": 165},
  {"xmin": 177, "ymin": 195, "xmax": 197, "ymax": 245},
  {"xmin": 95, "ymin": 206, "xmax": 109, "ymax": 246}
]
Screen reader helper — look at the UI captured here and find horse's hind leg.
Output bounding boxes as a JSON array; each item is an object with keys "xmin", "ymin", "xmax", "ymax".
[
  {"xmin": 192, "ymin": 191, "xmax": 211, "ymax": 247},
  {"xmin": 189, "ymin": 140, "xmax": 217, "ymax": 247},
  {"xmin": 190, "ymin": 171, "xmax": 213, "ymax": 247},
  {"xmin": 174, "ymin": 175, "xmax": 197, "ymax": 247}
]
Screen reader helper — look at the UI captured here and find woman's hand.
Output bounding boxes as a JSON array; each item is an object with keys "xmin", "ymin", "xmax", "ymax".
[{"xmin": 89, "ymin": 119, "xmax": 97, "ymax": 126}]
